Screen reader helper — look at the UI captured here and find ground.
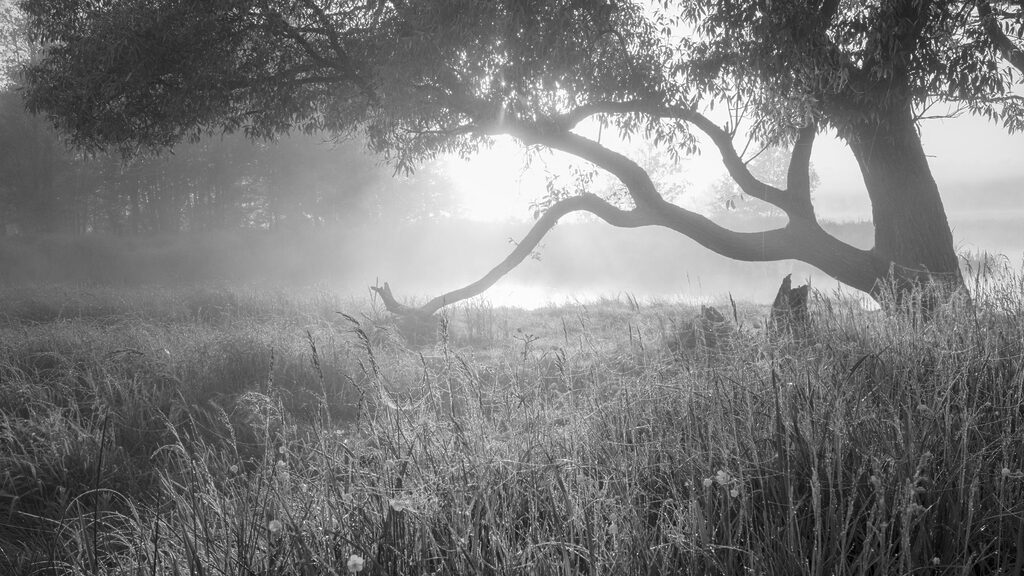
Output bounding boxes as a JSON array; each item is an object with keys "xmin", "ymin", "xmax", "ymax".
[{"xmin": 1, "ymin": 274, "xmax": 1023, "ymax": 575}]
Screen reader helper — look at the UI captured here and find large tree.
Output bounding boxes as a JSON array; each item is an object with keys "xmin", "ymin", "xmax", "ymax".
[{"xmin": 18, "ymin": 0, "xmax": 1024, "ymax": 313}]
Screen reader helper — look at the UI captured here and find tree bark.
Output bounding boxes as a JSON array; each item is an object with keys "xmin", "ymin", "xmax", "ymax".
[{"xmin": 845, "ymin": 107, "xmax": 964, "ymax": 295}]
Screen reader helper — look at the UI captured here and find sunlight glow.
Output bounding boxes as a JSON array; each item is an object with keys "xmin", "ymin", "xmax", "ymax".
[
  {"xmin": 445, "ymin": 125, "xmax": 726, "ymax": 222},
  {"xmin": 444, "ymin": 114, "xmax": 1024, "ymax": 224}
]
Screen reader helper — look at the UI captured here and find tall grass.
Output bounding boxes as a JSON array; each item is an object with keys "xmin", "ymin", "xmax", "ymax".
[{"xmin": 1, "ymin": 267, "xmax": 1022, "ymax": 575}]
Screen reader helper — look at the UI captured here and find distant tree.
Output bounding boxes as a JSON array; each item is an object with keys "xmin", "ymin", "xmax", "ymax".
[
  {"xmin": 18, "ymin": 0, "xmax": 1024, "ymax": 311},
  {"xmin": 0, "ymin": 86, "xmax": 91, "ymax": 233}
]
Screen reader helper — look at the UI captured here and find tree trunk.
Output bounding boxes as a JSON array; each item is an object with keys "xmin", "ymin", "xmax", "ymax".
[{"xmin": 846, "ymin": 107, "xmax": 964, "ymax": 296}]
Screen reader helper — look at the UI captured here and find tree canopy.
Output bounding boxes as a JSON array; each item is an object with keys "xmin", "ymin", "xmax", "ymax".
[{"xmin": 18, "ymin": 0, "xmax": 1024, "ymax": 309}]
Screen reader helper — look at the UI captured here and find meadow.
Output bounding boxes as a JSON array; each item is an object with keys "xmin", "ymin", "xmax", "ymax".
[{"xmin": 1, "ymin": 261, "xmax": 1023, "ymax": 575}]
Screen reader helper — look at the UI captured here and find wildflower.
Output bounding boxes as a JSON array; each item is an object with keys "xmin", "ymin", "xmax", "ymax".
[
  {"xmin": 347, "ymin": 554, "xmax": 364, "ymax": 573},
  {"xmin": 229, "ymin": 464, "xmax": 239, "ymax": 474},
  {"xmin": 729, "ymin": 488, "xmax": 739, "ymax": 498},
  {"xmin": 931, "ymin": 557, "xmax": 941, "ymax": 566},
  {"xmin": 1002, "ymin": 467, "xmax": 1012, "ymax": 477},
  {"xmin": 278, "ymin": 445, "xmax": 287, "ymax": 454},
  {"xmin": 715, "ymin": 470, "xmax": 731, "ymax": 485},
  {"xmin": 268, "ymin": 519, "xmax": 283, "ymax": 533},
  {"xmin": 702, "ymin": 477, "xmax": 713, "ymax": 488}
]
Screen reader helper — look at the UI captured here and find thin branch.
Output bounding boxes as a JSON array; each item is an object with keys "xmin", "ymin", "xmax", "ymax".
[
  {"xmin": 978, "ymin": 0, "xmax": 1024, "ymax": 73},
  {"xmin": 296, "ymin": 0, "xmax": 378, "ymax": 102},
  {"xmin": 656, "ymin": 105, "xmax": 793, "ymax": 214},
  {"xmin": 516, "ymin": 128, "xmax": 665, "ymax": 208}
]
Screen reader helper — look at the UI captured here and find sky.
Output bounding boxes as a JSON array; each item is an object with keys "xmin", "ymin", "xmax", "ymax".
[{"xmin": 446, "ymin": 113, "xmax": 1024, "ymax": 223}]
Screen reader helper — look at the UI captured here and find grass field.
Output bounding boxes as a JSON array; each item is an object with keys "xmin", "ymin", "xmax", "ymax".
[{"xmin": 1, "ymin": 264, "xmax": 1023, "ymax": 575}]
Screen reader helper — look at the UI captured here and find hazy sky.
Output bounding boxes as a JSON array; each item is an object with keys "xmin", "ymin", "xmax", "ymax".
[{"xmin": 447, "ymin": 113, "xmax": 1024, "ymax": 223}]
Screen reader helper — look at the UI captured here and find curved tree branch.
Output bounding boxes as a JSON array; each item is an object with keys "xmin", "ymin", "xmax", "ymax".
[
  {"xmin": 374, "ymin": 197, "xmax": 885, "ymax": 319},
  {"xmin": 650, "ymin": 203, "xmax": 884, "ymax": 293},
  {"xmin": 374, "ymin": 104, "xmax": 886, "ymax": 319},
  {"xmin": 541, "ymin": 101, "xmax": 799, "ymax": 215},
  {"xmin": 519, "ymin": 128, "xmax": 665, "ymax": 208},
  {"xmin": 373, "ymin": 194, "xmax": 652, "ymax": 316}
]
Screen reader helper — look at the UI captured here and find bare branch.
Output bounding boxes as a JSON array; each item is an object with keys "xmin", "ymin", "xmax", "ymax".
[
  {"xmin": 540, "ymin": 101, "xmax": 796, "ymax": 214},
  {"xmin": 376, "ymin": 194, "xmax": 652, "ymax": 316},
  {"xmin": 786, "ymin": 124, "xmax": 817, "ymax": 217}
]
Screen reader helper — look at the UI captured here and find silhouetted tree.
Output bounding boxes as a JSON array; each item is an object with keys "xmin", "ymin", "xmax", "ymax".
[{"xmin": 18, "ymin": 0, "xmax": 1024, "ymax": 310}]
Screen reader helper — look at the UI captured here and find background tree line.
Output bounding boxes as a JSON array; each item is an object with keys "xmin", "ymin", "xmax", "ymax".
[{"xmin": 0, "ymin": 1, "xmax": 455, "ymax": 237}]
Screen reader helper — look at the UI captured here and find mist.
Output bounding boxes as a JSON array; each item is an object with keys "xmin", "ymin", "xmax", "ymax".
[
  {"xmin": 2, "ymin": 93, "xmax": 1022, "ymax": 307},
  {"xmin": 1, "ymin": 209, "xmax": 1021, "ymax": 308}
]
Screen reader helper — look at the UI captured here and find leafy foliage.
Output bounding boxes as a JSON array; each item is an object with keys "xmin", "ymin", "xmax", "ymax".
[
  {"xmin": 19, "ymin": 0, "xmax": 677, "ymax": 167},
  {"xmin": 675, "ymin": 0, "xmax": 1024, "ymax": 140},
  {"xmin": 15, "ymin": 0, "xmax": 1024, "ymax": 300},
  {"xmin": 20, "ymin": 0, "xmax": 1024, "ymax": 162}
]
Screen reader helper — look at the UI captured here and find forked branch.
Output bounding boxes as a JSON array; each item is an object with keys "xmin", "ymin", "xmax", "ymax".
[
  {"xmin": 543, "ymin": 101, "xmax": 800, "ymax": 216},
  {"xmin": 374, "ymin": 107, "xmax": 884, "ymax": 319}
]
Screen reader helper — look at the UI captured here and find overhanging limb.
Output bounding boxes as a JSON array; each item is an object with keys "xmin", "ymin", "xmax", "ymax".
[{"xmin": 372, "ymin": 194, "xmax": 650, "ymax": 316}]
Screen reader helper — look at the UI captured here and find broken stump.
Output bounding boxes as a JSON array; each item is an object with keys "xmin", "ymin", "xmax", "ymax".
[{"xmin": 769, "ymin": 274, "xmax": 810, "ymax": 337}]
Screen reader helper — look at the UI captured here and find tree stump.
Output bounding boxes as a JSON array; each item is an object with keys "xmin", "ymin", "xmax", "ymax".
[
  {"xmin": 370, "ymin": 282, "xmax": 439, "ymax": 345},
  {"xmin": 669, "ymin": 305, "xmax": 735, "ymax": 355},
  {"xmin": 769, "ymin": 274, "xmax": 809, "ymax": 336}
]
